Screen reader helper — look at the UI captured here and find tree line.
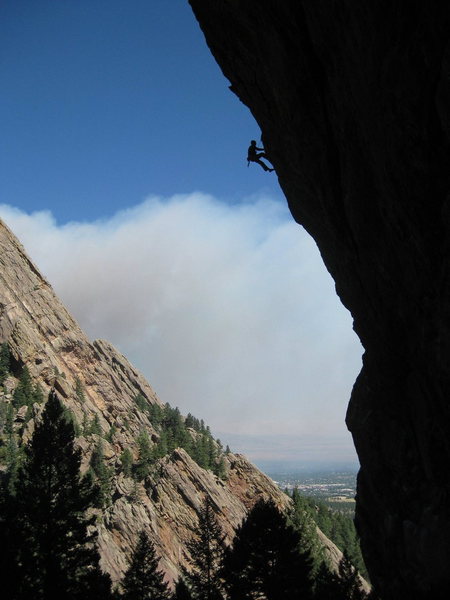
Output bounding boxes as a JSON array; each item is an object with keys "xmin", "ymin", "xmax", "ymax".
[
  {"xmin": 0, "ymin": 346, "xmax": 378, "ymax": 598},
  {"xmin": 289, "ymin": 487, "xmax": 368, "ymax": 580},
  {"xmin": 0, "ymin": 347, "xmax": 227, "ymax": 508},
  {"xmin": 0, "ymin": 387, "xmax": 379, "ymax": 599},
  {"xmin": 132, "ymin": 395, "xmax": 228, "ymax": 479},
  {"xmin": 175, "ymin": 495, "xmax": 377, "ymax": 600}
]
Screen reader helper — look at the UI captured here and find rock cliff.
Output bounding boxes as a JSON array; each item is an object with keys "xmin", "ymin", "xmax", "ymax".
[
  {"xmin": 188, "ymin": 1, "xmax": 450, "ymax": 598},
  {"xmin": 0, "ymin": 218, "xmax": 346, "ymax": 587}
]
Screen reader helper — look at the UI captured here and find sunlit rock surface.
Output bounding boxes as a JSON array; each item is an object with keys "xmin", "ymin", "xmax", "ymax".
[{"xmin": 189, "ymin": 1, "xmax": 450, "ymax": 597}]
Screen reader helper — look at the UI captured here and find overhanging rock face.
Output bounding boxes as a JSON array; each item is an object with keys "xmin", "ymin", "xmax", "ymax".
[{"xmin": 188, "ymin": 1, "xmax": 450, "ymax": 597}]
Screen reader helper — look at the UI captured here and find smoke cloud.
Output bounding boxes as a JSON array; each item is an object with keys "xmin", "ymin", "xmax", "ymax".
[{"xmin": 0, "ymin": 194, "xmax": 362, "ymax": 465}]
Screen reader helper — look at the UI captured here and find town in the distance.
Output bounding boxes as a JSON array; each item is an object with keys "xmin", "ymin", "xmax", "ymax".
[{"xmin": 269, "ymin": 469, "xmax": 358, "ymax": 515}]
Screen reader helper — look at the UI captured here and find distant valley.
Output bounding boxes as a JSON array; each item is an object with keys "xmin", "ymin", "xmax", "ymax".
[{"xmin": 269, "ymin": 470, "xmax": 357, "ymax": 514}]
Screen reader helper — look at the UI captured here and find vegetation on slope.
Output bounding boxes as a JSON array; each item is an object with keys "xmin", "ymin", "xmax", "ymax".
[
  {"xmin": 0, "ymin": 344, "xmax": 375, "ymax": 598},
  {"xmin": 289, "ymin": 487, "xmax": 368, "ymax": 580},
  {"xmin": 0, "ymin": 344, "xmax": 228, "ymax": 494}
]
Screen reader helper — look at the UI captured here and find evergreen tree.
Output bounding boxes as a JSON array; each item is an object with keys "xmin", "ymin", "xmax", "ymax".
[
  {"xmin": 148, "ymin": 403, "xmax": 164, "ymax": 426},
  {"xmin": 335, "ymin": 551, "xmax": 367, "ymax": 600},
  {"xmin": 289, "ymin": 487, "xmax": 322, "ymax": 567},
  {"xmin": 185, "ymin": 413, "xmax": 196, "ymax": 430},
  {"xmin": 63, "ymin": 406, "xmax": 82, "ymax": 437},
  {"xmin": 192, "ymin": 434, "xmax": 210, "ymax": 470},
  {"xmin": 0, "ymin": 342, "xmax": 11, "ymax": 384},
  {"xmin": 12, "ymin": 366, "xmax": 34, "ymax": 408},
  {"xmin": 122, "ymin": 530, "xmax": 171, "ymax": 600},
  {"xmin": 207, "ymin": 436, "xmax": 217, "ymax": 468},
  {"xmin": 223, "ymin": 499, "xmax": 315, "ymax": 600},
  {"xmin": 0, "ymin": 391, "xmax": 112, "ymax": 599},
  {"xmin": 135, "ymin": 393, "xmax": 149, "ymax": 413},
  {"xmin": 184, "ymin": 497, "xmax": 225, "ymax": 600},
  {"xmin": 88, "ymin": 413, "xmax": 102, "ymax": 435},
  {"xmin": 133, "ymin": 430, "xmax": 153, "ymax": 480},
  {"xmin": 106, "ymin": 423, "xmax": 117, "ymax": 442},
  {"xmin": 289, "ymin": 490, "xmax": 368, "ymax": 579},
  {"xmin": 120, "ymin": 447, "xmax": 133, "ymax": 477},
  {"xmin": 1, "ymin": 402, "xmax": 14, "ymax": 436},
  {"xmin": 214, "ymin": 455, "xmax": 227, "ymax": 480},
  {"xmin": 174, "ymin": 578, "xmax": 194, "ymax": 600},
  {"xmin": 82, "ymin": 412, "xmax": 89, "ymax": 435},
  {"xmin": 32, "ymin": 383, "xmax": 44, "ymax": 404},
  {"xmin": 154, "ymin": 429, "xmax": 168, "ymax": 460},
  {"xmin": 314, "ymin": 561, "xmax": 342, "ymax": 600},
  {"xmin": 90, "ymin": 441, "xmax": 113, "ymax": 507},
  {"xmin": 3, "ymin": 434, "xmax": 23, "ymax": 496},
  {"xmin": 75, "ymin": 377, "xmax": 86, "ymax": 403}
]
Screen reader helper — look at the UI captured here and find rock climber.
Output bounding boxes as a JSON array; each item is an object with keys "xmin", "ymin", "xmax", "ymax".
[{"xmin": 247, "ymin": 140, "xmax": 274, "ymax": 172}]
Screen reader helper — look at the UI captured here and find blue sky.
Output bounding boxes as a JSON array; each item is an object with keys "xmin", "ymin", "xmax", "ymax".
[
  {"xmin": 0, "ymin": 1, "xmax": 362, "ymax": 469},
  {"xmin": 1, "ymin": 0, "xmax": 282, "ymax": 223}
]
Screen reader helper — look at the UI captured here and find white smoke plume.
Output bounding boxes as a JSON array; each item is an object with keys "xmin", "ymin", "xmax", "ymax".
[{"xmin": 0, "ymin": 193, "xmax": 362, "ymax": 465}]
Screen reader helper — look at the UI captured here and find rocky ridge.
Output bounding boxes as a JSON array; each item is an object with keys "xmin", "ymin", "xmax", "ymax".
[
  {"xmin": 188, "ymin": 2, "xmax": 450, "ymax": 597},
  {"xmin": 0, "ymin": 218, "xmax": 345, "ymax": 586}
]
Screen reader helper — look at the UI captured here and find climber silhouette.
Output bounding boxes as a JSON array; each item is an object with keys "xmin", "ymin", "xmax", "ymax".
[{"xmin": 247, "ymin": 140, "xmax": 274, "ymax": 172}]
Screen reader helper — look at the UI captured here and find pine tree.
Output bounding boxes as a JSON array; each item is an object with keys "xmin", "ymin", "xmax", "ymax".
[
  {"xmin": 314, "ymin": 561, "xmax": 342, "ymax": 600},
  {"xmin": 90, "ymin": 441, "xmax": 113, "ymax": 507},
  {"xmin": 185, "ymin": 413, "xmax": 196, "ymax": 430},
  {"xmin": 106, "ymin": 424, "xmax": 117, "ymax": 442},
  {"xmin": 88, "ymin": 413, "xmax": 102, "ymax": 435},
  {"xmin": 223, "ymin": 499, "xmax": 315, "ymax": 600},
  {"xmin": 335, "ymin": 551, "xmax": 367, "ymax": 599},
  {"xmin": 75, "ymin": 377, "xmax": 86, "ymax": 403},
  {"xmin": 2, "ymin": 402, "xmax": 14, "ymax": 436},
  {"xmin": 154, "ymin": 429, "xmax": 168, "ymax": 459},
  {"xmin": 214, "ymin": 455, "xmax": 227, "ymax": 480},
  {"xmin": 3, "ymin": 434, "xmax": 23, "ymax": 496},
  {"xmin": 63, "ymin": 406, "xmax": 82, "ymax": 436},
  {"xmin": 12, "ymin": 366, "xmax": 34, "ymax": 408},
  {"xmin": 148, "ymin": 403, "xmax": 164, "ymax": 426},
  {"xmin": 122, "ymin": 530, "xmax": 171, "ymax": 600},
  {"xmin": 0, "ymin": 391, "xmax": 112, "ymax": 599},
  {"xmin": 184, "ymin": 497, "xmax": 225, "ymax": 600},
  {"xmin": 135, "ymin": 393, "xmax": 149, "ymax": 413},
  {"xmin": 133, "ymin": 430, "xmax": 153, "ymax": 480},
  {"xmin": 207, "ymin": 436, "xmax": 217, "ymax": 468},
  {"xmin": 32, "ymin": 383, "xmax": 44, "ymax": 404},
  {"xmin": 289, "ymin": 487, "xmax": 322, "ymax": 566},
  {"xmin": 192, "ymin": 434, "xmax": 210, "ymax": 470},
  {"xmin": 0, "ymin": 342, "xmax": 11, "ymax": 384},
  {"xmin": 174, "ymin": 578, "xmax": 194, "ymax": 600},
  {"xmin": 120, "ymin": 447, "xmax": 134, "ymax": 477}
]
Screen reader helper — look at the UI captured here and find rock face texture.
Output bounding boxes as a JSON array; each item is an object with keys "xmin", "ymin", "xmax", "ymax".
[
  {"xmin": 188, "ymin": 1, "xmax": 450, "ymax": 598},
  {"xmin": 0, "ymin": 218, "xmax": 346, "ymax": 586},
  {"xmin": 0, "ymin": 217, "xmax": 288, "ymax": 583}
]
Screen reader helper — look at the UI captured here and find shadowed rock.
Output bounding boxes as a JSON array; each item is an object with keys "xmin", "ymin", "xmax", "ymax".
[{"xmin": 188, "ymin": 1, "xmax": 450, "ymax": 597}]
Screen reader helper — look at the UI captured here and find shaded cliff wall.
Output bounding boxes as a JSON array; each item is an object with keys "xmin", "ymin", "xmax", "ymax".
[{"xmin": 189, "ymin": 1, "xmax": 450, "ymax": 597}]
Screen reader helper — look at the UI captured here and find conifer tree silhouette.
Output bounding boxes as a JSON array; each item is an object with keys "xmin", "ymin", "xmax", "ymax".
[
  {"xmin": 314, "ymin": 560, "xmax": 342, "ymax": 600},
  {"xmin": 0, "ymin": 390, "xmax": 112, "ymax": 599},
  {"xmin": 174, "ymin": 577, "xmax": 194, "ymax": 600},
  {"xmin": 222, "ymin": 499, "xmax": 315, "ymax": 600},
  {"xmin": 122, "ymin": 530, "xmax": 171, "ymax": 600},
  {"xmin": 336, "ymin": 551, "xmax": 367, "ymax": 599},
  {"xmin": 0, "ymin": 341, "xmax": 10, "ymax": 383},
  {"xmin": 184, "ymin": 496, "xmax": 225, "ymax": 600},
  {"xmin": 314, "ymin": 552, "xmax": 369, "ymax": 600}
]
